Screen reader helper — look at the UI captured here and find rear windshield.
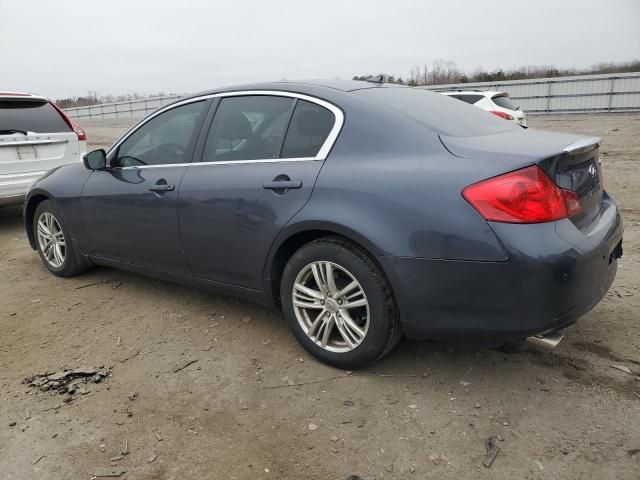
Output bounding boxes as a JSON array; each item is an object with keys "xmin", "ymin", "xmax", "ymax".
[
  {"xmin": 355, "ymin": 88, "xmax": 518, "ymax": 137},
  {"xmin": 448, "ymin": 94, "xmax": 484, "ymax": 105},
  {"xmin": 0, "ymin": 99, "xmax": 71, "ymax": 133},
  {"xmin": 492, "ymin": 94, "xmax": 518, "ymax": 110}
]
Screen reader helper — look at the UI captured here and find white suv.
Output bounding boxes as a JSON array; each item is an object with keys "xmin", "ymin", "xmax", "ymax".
[
  {"xmin": 440, "ymin": 90, "xmax": 527, "ymax": 127},
  {"xmin": 0, "ymin": 92, "xmax": 87, "ymax": 206}
]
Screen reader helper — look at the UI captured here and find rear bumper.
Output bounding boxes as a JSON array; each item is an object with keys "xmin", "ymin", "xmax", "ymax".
[
  {"xmin": 383, "ymin": 195, "xmax": 623, "ymax": 340},
  {"xmin": 0, "ymin": 171, "xmax": 46, "ymax": 203}
]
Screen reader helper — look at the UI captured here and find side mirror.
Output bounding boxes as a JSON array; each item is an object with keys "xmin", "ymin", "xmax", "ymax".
[{"xmin": 83, "ymin": 149, "xmax": 107, "ymax": 170}]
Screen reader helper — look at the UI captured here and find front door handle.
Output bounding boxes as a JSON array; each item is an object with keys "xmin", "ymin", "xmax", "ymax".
[
  {"xmin": 149, "ymin": 184, "xmax": 175, "ymax": 192},
  {"xmin": 263, "ymin": 180, "xmax": 302, "ymax": 190}
]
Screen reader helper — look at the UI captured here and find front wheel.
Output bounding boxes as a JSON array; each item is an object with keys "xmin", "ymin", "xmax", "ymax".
[
  {"xmin": 281, "ymin": 236, "xmax": 401, "ymax": 369},
  {"xmin": 34, "ymin": 200, "xmax": 90, "ymax": 277}
]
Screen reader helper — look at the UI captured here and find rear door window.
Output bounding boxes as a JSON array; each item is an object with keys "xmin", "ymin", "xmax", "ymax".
[
  {"xmin": 203, "ymin": 96, "xmax": 295, "ymax": 162},
  {"xmin": 281, "ymin": 100, "xmax": 335, "ymax": 158},
  {"xmin": 0, "ymin": 99, "xmax": 71, "ymax": 133}
]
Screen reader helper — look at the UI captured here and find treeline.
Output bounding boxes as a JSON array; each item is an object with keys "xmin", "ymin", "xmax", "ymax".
[
  {"xmin": 56, "ymin": 91, "xmax": 175, "ymax": 109},
  {"xmin": 353, "ymin": 59, "xmax": 640, "ymax": 86}
]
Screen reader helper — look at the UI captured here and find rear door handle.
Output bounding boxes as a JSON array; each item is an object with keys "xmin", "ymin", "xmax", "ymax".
[
  {"xmin": 149, "ymin": 184, "xmax": 175, "ymax": 192},
  {"xmin": 263, "ymin": 180, "xmax": 302, "ymax": 190}
]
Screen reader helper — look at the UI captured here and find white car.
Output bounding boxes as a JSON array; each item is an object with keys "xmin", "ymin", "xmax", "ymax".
[
  {"xmin": 0, "ymin": 92, "xmax": 87, "ymax": 206},
  {"xmin": 440, "ymin": 90, "xmax": 527, "ymax": 127}
]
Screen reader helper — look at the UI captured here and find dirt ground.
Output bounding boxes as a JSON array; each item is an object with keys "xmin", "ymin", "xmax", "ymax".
[{"xmin": 1, "ymin": 114, "xmax": 639, "ymax": 480}]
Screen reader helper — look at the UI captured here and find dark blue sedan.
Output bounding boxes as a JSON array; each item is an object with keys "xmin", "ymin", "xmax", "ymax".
[{"xmin": 24, "ymin": 80, "xmax": 623, "ymax": 368}]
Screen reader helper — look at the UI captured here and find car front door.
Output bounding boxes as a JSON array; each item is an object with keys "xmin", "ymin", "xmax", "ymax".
[
  {"xmin": 81, "ymin": 99, "xmax": 209, "ymax": 274},
  {"xmin": 178, "ymin": 93, "xmax": 341, "ymax": 289}
]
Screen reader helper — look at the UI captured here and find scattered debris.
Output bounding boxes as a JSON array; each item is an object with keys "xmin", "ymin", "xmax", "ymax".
[
  {"xmin": 154, "ymin": 431, "xmax": 163, "ymax": 442},
  {"xmin": 475, "ymin": 402, "xmax": 481, "ymax": 409},
  {"xmin": 118, "ymin": 349, "xmax": 140, "ymax": 364},
  {"xmin": 93, "ymin": 467, "xmax": 126, "ymax": 477},
  {"xmin": 261, "ymin": 371, "xmax": 437, "ymax": 389},
  {"xmin": 23, "ymin": 368, "xmax": 110, "ymax": 401},
  {"xmin": 112, "ymin": 281, "xmax": 122, "ymax": 289},
  {"xmin": 330, "ymin": 435, "xmax": 339, "ymax": 442},
  {"xmin": 408, "ymin": 404, "xmax": 418, "ymax": 409},
  {"xmin": 627, "ymin": 449, "xmax": 640, "ymax": 456},
  {"xmin": 483, "ymin": 436, "xmax": 500, "ymax": 468},
  {"xmin": 116, "ymin": 336, "xmax": 121, "ymax": 346},
  {"xmin": 241, "ymin": 316, "xmax": 252, "ymax": 323},
  {"xmin": 128, "ymin": 392, "xmax": 137, "ymax": 401},
  {"xmin": 173, "ymin": 359, "xmax": 198, "ymax": 373},
  {"xmin": 610, "ymin": 364, "xmax": 632, "ymax": 375},
  {"xmin": 460, "ymin": 380, "xmax": 471, "ymax": 386},
  {"xmin": 121, "ymin": 441, "xmax": 129, "ymax": 456},
  {"xmin": 32, "ymin": 454, "xmax": 46, "ymax": 465},
  {"xmin": 148, "ymin": 451, "xmax": 157, "ymax": 463},
  {"xmin": 73, "ymin": 280, "xmax": 107, "ymax": 290},
  {"xmin": 534, "ymin": 460, "xmax": 544, "ymax": 471},
  {"xmin": 110, "ymin": 456, "xmax": 124, "ymax": 462},
  {"xmin": 9, "ymin": 421, "xmax": 16, "ymax": 427},
  {"xmin": 308, "ymin": 423, "xmax": 319, "ymax": 431},
  {"xmin": 428, "ymin": 453, "xmax": 440, "ymax": 465}
]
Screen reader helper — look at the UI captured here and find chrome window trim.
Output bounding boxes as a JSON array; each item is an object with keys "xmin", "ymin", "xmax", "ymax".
[
  {"xmin": 113, "ymin": 157, "xmax": 318, "ymax": 171},
  {"xmin": 107, "ymin": 90, "xmax": 344, "ymax": 166}
]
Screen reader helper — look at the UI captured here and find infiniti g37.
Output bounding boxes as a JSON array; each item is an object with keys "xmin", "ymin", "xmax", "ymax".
[{"xmin": 24, "ymin": 81, "xmax": 623, "ymax": 368}]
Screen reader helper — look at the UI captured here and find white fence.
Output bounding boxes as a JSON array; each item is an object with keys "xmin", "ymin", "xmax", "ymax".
[
  {"xmin": 418, "ymin": 72, "xmax": 640, "ymax": 114},
  {"xmin": 64, "ymin": 95, "xmax": 180, "ymax": 120},
  {"xmin": 64, "ymin": 72, "xmax": 640, "ymax": 120}
]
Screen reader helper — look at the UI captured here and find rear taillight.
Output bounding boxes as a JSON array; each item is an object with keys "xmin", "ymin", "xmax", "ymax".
[
  {"xmin": 50, "ymin": 101, "xmax": 86, "ymax": 141},
  {"xmin": 490, "ymin": 110, "xmax": 514, "ymax": 120},
  {"xmin": 462, "ymin": 165, "xmax": 582, "ymax": 223}
]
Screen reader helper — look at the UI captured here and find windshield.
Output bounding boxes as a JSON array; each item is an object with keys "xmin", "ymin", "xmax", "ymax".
[
  {"xmin": 355, "ymin": 88, "xmax": 518, "ymax": 137},
  {"xmin": 492, "ymin": 94, "xmax": 519, "ymax": 111}
]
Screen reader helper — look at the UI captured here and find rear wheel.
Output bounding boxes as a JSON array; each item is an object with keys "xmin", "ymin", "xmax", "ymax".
[
  {"xmin": 281, "ymin": 236, "xmax": 401, "ymax": 369},
  {"xmin": 34, "ymin": 200, "xmax": 90, "ymax": 277}
]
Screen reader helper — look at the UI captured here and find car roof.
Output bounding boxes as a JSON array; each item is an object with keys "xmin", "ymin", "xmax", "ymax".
[
  {"xmin": 0, "ymin": 91, "xmax": 47, "ymax": 101},
  {"xmin": 438, "ymin": 90, "xmax": 506, "ymax": 97},
  {"xmin": 179, "ymin": 79, "xmax": 407, "ymax": 102}
]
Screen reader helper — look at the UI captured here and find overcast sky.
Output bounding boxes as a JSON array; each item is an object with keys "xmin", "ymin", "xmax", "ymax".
[{"xmin": 2, "ymin": 0, "xmax": 639, "ymax": 99}]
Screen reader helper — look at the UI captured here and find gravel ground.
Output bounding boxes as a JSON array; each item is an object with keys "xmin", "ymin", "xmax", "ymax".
[{"xmin": 1, "ymin": 114, "xmax": 639, "ymax": 479}]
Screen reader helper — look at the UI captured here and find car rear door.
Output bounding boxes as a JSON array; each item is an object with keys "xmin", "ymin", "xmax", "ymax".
[
  {"xmin": 81, "ymin": 99, "xmax": 209, "ymax": 274},
  {"xmin": 178, "ymin": 92, "xmax": 342, "ymax": 290},
  {"xmin": 0, "ymin": 97, "xmax": 81, "ymax": 198}
]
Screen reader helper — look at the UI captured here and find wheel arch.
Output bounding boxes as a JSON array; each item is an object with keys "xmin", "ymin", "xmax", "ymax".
[
  {"xmin": 24, "ymin": 192, "xmax": 51, "ymax": 250},
  {"xmin": 263, "ymin": 221, "xmax": 393, "ymax": 308}
]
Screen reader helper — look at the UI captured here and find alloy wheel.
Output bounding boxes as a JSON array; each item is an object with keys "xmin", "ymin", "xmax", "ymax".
[
  {"xmin": 292, "ymin": 261, "xmax": 370, "ymax": 353},
  {"xmin": 37, "ymin": 212, "xmax": 66, "ymax": 268}
]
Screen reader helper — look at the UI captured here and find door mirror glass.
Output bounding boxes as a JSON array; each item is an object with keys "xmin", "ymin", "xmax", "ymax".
[{"xmin": 83, "ymin": 149, "xmax": 107, "ymax": 170}]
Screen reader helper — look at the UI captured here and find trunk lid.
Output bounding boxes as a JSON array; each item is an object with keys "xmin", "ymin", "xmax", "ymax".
[{"xmin": 440, "ymin": 128, "xmax": 604, "ymax": 229}]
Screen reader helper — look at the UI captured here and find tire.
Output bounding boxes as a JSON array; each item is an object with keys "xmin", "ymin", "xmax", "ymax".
[
  {"xmin": 33, "ymin": 200, "xmax": 91, "ymax": 277},
  {"xmin": 280, "ymin": 236, "xmax": 401, "ymax": 369}
]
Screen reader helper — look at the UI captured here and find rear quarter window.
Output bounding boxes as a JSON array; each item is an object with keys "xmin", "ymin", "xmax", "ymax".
[
  {"xmin": 356, "ymin": 88, "xmax": 518, "ymax": 137},
  {"xmin": 0, "ymin": 99, "xmax": 71, "ymax": 133}
]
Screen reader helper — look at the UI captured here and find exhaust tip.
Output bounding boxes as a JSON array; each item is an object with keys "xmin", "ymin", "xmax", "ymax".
[{"xmin": 526, "ymin": 331, "xmax": 564, "ymax": 351}]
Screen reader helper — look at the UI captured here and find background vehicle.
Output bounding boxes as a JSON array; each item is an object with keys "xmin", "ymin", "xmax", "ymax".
[
  {"xmin": 0, "ymin": 92, "xmax": 86, "ymax": 206},
  {"xmin": 23, "ymin": 81, "xmax": 621, "ymax": 368},
  {"xmin": 439, "ymin": 90, "xmax": 527, "ymax": 126}
]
